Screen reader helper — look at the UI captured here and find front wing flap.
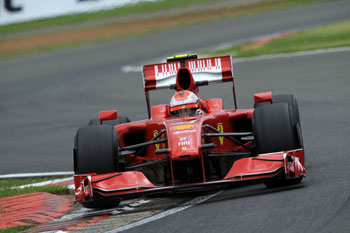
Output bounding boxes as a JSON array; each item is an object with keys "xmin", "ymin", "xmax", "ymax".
[{"xmin": 74, "ymin": 149, "xmax": 305, "ymax": 202}]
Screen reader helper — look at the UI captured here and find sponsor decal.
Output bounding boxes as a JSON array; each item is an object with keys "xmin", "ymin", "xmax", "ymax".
[
  {"xmin": 172, "ymin": 124, "xmax": 195, "ymax": 130},
  {"xmin": 153, "ymin": 130, "xmax": 160, "ymax": 150},
  {"xmin": 171, "ymin": 120, "xmax": 198, "ymax": 125},
  {"xmin": 4, "ymin": 0, "xmax": 22, "ymax": 12},
  {"xmin": 1, "ymin": 0, "xmax": 153, "ymax": 26},
  {"xmin": 155, "ymin": 62, "xmax": 181, "ymax": 79},
  {"xmin": 287, "ymin": 156, "xmax": 305, "ymax": 176},
  {"xmin": 187, "ymin": 58, "xmax": 222, "ymax": 73},
  {"xmin": 217, "ymin": 123, "xmax": 224, "ymax": 145},
  {"xmin": 295, "ymin": 157, "xmax": 305, "ymax": 171},
  {"xmin": 178, "ymin": 141, "xmax": 190, "ymax": 146},
  {"xmin": 154, "ymin": 58, "xmax": 222, "ymax": 78},
  {"xmin": 182, "ymin": 146, "xmax": 187, "ymax": 151},
  {"xmin": 174, "ymin": 130, "xmax": 196, "ymax": 135},
  {"xmin": 180, "ymin": 137, "xmax": 190, "ymax": 141}
]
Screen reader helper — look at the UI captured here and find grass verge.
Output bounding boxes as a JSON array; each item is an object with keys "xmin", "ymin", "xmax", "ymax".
[
  {"xmin": 0, "ymin": 225, "xmax": 33, "ymax": 233},
  {"xmin": 0, "ymin": 177, "xmax": 71, "ymax": 198},
  {"xmin": 0, "ymin": 0, "xmax": 213, "ymax": 35},
  {"xmin": 203, "ymin": 20, "xmax": 350, "ymax": 57},
  {"xmin": 0, "ymin": 178, "xmax": 71, "ymax": 233},
  {"xmin": 0, "ymin": 0, "xmax": 326, "ymax": 60}
]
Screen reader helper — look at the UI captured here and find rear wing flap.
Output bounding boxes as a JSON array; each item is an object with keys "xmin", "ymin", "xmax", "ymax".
[{"xmin": 142, "ymin": 55, "xmax": 234, "ymax": 90}]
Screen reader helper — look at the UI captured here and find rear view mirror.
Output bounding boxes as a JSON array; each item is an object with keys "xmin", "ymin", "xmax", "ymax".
[
  {"xmin": 253, "ymin": 92, "xmax": 273, "ymax": 104},
  {"xmin": 99, "ymin": 110, "xmax": 118, "ymax": 124}
]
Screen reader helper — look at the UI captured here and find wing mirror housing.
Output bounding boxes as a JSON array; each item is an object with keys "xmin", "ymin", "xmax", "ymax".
[
  {"xmin": 99, "ymin": 110, "xmax": 118, "ymax": 124},
  {"xmin": 253, "ymin": 92, "xmax": 273, "ymax": 104}
]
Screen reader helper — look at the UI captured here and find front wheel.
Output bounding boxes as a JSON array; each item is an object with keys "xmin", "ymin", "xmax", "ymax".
[
  {"xmin": 264, "ymin": 177, "xmax": 303, "ymax": 188},
  {"xmin": 74, "ymin": 125, "xmax": 122, "ymax": 209},
  {"xmin": 88, "ymin": 116, "xmax": 130, "ymax": 126},
  {"xmin": 82, "ymin": 197, "xmax": 121, "ymax": 209},
  {"xmin": 253, "ymin": 103, "xmax": 299, "ymax": 154},
  {"xmin": 252, "ymin": 103, "xmax": 302, "ymax": 188},
  {"xmin": 74, "ymin": 125, "xmax": 120, "ymax": 174}
]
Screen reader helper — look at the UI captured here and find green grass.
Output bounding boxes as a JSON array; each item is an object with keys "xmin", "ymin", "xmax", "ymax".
[
  {"xmin": 0, "ymin": 177, "xmax": 70, "ymax": 198},
  {"xmin": 0, "ymin": 0, "xmax": 326, "ymax": 36},
  {"xmin": 0, "ymin": 225, "xmax": 33, "ymax": 233},
  {"xmin": 0, "ymin": 21, "xmax": 172, "ymax": 60},
  {"xmin": 0, "ymin": 0, "xmax": 329, "ymax": 60},
  {"xmin": 204, "ymin": 20, "xmax": 350, "ymax": 58},
  {"xmin": 0, "ymin": 0, "xmax": 212, "ymax": 35}
]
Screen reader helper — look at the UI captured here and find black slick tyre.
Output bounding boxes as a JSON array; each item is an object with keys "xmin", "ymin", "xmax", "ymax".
[
  {"xmin": 273, "ymin": 94, "xmax": 303, "ymax": 148},
  {"xmin": 254, "ymin": 94, "xmax": 303, "ymax": 148},
  {"xmin": 74, "ymin": 125, "xmax": 120, "ymax": 174},
  {"xmin": 73, "ymin": 125, "xmax": 122, "ymax": 208},
  {"xmin": 81, "ymin": 197, "xmax": 121, "ymax": 209},
  {"xmin": 253, "ymin": 103, "xmax": 299, "ymax": 154},
  {"xmin": 264, "ymin": 176, "xmax": 303, "ymax": 188},
  {"xmin": 252, "ymin": 103, "xmax": 302, "ymax": 188},
  {"xmin": 254, "ymin": 94, "xmax": 299, "ymax": 124},
  {"xmin": 88, "ymin": 116, "xmax": 130, "ymax": 126},
  {"xmin": 273, "ymin": 94, "xmax": 300, "ymax": 125}
]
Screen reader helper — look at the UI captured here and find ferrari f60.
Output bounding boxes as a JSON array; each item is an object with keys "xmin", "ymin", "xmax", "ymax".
[{"xmin": 73, "ymin": 54, "xmax": 305, "ymax": 208}]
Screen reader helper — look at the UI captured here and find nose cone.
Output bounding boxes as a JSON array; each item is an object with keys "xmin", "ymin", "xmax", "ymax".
[{"xmin": 166, "ymin": 120, "xmax": 202, "ymax": 160}]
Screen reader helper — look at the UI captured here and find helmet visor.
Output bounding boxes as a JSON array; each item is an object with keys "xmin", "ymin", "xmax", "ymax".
[{"xmin": 170, "ymin": 103, "xmax": 199, "ymax": 117}]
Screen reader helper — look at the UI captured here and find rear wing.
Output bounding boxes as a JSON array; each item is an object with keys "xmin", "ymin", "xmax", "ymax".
[
  {"xmin": 142, "ymin": 55, "xmax": 237, "ymax": 118},
  {"xmin": 142, "ymin": 55, "xmax": 234, "ymax": 90}
]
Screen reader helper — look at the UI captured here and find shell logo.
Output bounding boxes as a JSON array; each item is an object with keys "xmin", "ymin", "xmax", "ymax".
[
  {"xmin": 172, "ymin": 124, "xmax": 195, "ymax": 130},
  {"xmin": 173, "ymin": 91, "xmax": 190, "ymax": 101}
]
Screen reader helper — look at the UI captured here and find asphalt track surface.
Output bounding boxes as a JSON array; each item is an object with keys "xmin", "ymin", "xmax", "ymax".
[
  {"xmin": 0, "ymin": 0, "xmax": 349, "ymax": 174},
  {"xmin": 108, "ymin": 49, "xmax": 347, "ymax": 233},
  {"xmin": 0, "ymin": 0, "xmax": 350, "ymax": 232}
]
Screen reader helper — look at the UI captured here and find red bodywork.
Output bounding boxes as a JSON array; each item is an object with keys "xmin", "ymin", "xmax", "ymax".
[{"xmin": 74, "ymin": 55, "xmax": 305, "ymax": 203}]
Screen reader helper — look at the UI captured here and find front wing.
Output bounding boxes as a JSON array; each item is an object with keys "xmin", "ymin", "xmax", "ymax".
[{"xmin": 74, "ymin": 149, "xmax": 305, "ymax": 202}]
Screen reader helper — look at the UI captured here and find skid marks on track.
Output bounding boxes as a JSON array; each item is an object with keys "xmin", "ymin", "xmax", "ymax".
[
  {"xmin": 23, "ymin": 198, "xmax": 150, "ymax": 232},
  {"xmin": 24, "ymin": 196, "xmax": 190, "ymax": 232},
  {"xmin": 70, "ymin": 196, "xmax": 193, "ymax": 233}
]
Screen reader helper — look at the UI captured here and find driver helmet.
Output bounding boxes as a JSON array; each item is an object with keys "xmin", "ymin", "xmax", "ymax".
[{"xmin": 169, "ymin": 90, "xmax": 200, "ymax": 116}]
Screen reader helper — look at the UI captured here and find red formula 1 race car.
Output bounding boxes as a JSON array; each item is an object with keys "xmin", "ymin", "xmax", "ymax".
[{"xmin": 73, "ymin": 54, "xmax": 305, "ymax": 208}]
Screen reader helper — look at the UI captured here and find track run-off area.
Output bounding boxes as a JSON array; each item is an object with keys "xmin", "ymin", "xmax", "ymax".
[{"xmin": 0, "ymin": 0, "xmax": 350, "ymax": 232}]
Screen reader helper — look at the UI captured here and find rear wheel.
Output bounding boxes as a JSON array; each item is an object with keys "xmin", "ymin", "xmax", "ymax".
[
  {"xmin": 252, "ymin": 103, "xmax": 302, "ymax": 187},
  {"xmin": 88, "ymin": 116, "xmax": 130, "ymax": 126}
]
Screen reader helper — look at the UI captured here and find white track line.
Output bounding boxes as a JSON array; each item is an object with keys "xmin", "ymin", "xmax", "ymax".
[
  {"xmin": 16, "ymin": 177, "xmax": 73, "ymax": 188},
  {"xmin": 104, "ymin": 191, "xmax": 222, "ymax": 233},
  {"xmin": 121, "ymin": 46, "xmax": 350, "ymax": 73},
  {"xmin": 232, "ymin": 46, "xmax": 350, "ymax": 63},
  {"xmin": 0, "ymin": 171, "xmax": 74, "ymax": 179},
  {"xmin": 121, "ymin": 65, "xmax": 142, "ymax": 73}
]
